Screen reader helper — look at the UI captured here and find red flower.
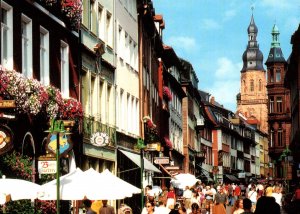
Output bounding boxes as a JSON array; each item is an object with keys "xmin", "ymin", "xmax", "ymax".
[{"xmin": 163, "ymin": 86, "xmax": 172, "ymax": 101}]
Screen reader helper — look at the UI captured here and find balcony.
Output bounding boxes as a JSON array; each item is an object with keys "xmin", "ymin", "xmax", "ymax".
[
  {"xmin": 195, "ymin": 151, "xmax": 206, "ymax": 163},
  {"xmin": 195, "ymin": 118, "xmax": 205, "ymax": 131},
  {"xmin": 83, "ymin": 116, "xmax": 116, "ymax": 147},
  {"xmin": 269, "ymin": 146, "xmax": 285, "ymax": 158}
]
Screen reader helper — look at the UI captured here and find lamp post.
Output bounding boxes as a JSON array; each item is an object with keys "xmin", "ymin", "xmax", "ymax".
[
  {"xmin": 47, "ymin": 119, "xmax": 67, "ymax": 214},
  {"xmin": 137, "ymin": 137, "xmax": 146, "ymax": 210},
  {"xmin": 279, "ymin": 146, "xmax": 291, "ymax": 193}
]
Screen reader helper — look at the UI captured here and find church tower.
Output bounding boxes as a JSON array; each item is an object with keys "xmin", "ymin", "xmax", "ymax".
[{"xmin": 237, "ymin": 13, "xmax": 268, "ymax": 133}]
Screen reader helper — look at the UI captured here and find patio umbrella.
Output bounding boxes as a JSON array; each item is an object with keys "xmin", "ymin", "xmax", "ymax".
[
  {"xmin": 82, "ymin": 168, "xmax": 141, "ymax": 200},
  {"xmin": 170, "ymin": 173, "xmax": 200, "ymax": 189},
  {"xmin": 39, "ymin": 168, "xmax": 141, "ymax": 200},
  {"xmin": 39, "ymin": 167, "xmax": 85, "ymax": 200},
  {"xmin": 0, "ymin": 177, "xmax": 41, "ymax": 203}
]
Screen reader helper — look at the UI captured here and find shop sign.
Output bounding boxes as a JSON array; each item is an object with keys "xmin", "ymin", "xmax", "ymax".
[
  {"xmin": 38, "ymin": 160, "xmax": 57, "ymax": 174},
  {"xmin": 154, "ymin": 157, "xmax": 169, "ymax": 165},
  {"xmin": 165, "ymin": 166, "xmax": 180, "ymax": 170},
  {"xmin": 90, "ymin": 132, "xmax": 109, "ymax": 147},
  {"xmin": 47, "ymin": 133, "xmax": 73, "ymax": 157},
  {"xmin": 0, "ymin": 100, "xmax": 15, "ymax": 108},
  {"xmin": 238, "ymin": 172, "xmax": 246, "ymax": 178},
  {"xmin": 146, "ymin": 143, "xmax": 161, "ymax": 151},
  {"xmin": 0, "ymin": 125, "xmax": 13, "ymax": 155},
  {"xmin": 0, "ymin": 113, "xmax": 15, "ymax": 119}
]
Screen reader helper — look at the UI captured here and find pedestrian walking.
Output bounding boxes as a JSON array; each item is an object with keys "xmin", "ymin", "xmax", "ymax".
[
  {"xmin": 99, "ymin": 200, "xmax": 115, "ymax": 214},
  {"xmin": 254, "ymin": 196, "xmax": 280, "ymax": 214},
  {"xmin": 183, "ymin": 186, "xmax": 193, "ymax": 210},
  {"xmin": 212, "ymin": 186, "xmax": 227, "ymax": 214},
  {"xmin": 166, "ymin": 186, "xmax": 176, "ymax": 209},
  {"xmin": 241, "ymin": 198, "xmax": 253, "ymax": 214},
  {"xmin": 144, "ymin": 201, "xmax": 156, "ymax": 214},
  {"xmin": 231, "ymin": 198, "xmax": 244, "ymax": 214},
  {"xmin": 155, "ymin": 200, "xmax": 170, "ymax": 214},
  {"xmin": 247, "ymin": 185, "xmax": 257, "ymax": 212},
  {"xmin": 83, "ymin": 199, "xmax": 97, "ymax": 214}
]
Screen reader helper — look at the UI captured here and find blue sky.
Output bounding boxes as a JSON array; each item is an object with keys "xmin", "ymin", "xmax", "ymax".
[{"xmin": 154, "ymin": 0, "xmax": 300, "ymax": 112}]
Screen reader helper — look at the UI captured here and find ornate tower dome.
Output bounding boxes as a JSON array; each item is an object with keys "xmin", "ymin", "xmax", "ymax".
[
  {"xmin": 265, "ymin": 24, "xmax": 286, "ymax": 65},
  {"xmin": 241, "ymin": 14, "xmax": 265, "ymax": 72}
]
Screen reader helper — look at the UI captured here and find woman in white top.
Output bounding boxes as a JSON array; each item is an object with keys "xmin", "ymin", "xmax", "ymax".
[
  {"xmin": 272, "ymin": 186, "xmax": 283, "ymax": 207},
  {"xmin": 247, "ymin": 186, "xmax": 257, "ymax": 211}
]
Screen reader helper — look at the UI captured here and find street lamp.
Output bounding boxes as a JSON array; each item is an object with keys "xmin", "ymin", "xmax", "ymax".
[
  {"xmin": 46, "ymin": 119, "xmax": 69, "ymax": 214},
  {"xmin": 136, "ymin": 137, "xmax": 146, "ymax": 210},
  {"xmin": 279, "ymin": 146, "xmax": 291, "ymax": 193}
]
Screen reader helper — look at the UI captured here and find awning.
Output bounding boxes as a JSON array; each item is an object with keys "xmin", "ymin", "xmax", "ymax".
[
  {"xmin": 119, "ymin": 150, "xmax": 161, "ymax": 173},
  {"xmin": 196, "ymin": 165, "xmax": 213, "ymax": 182},
  {"xmin": 200, "ymin": 170, "xmax": 214, "ymax": 182},
  {"xmin": 224, "ymin": 174, "xmax": 240, "ymax": 182}
]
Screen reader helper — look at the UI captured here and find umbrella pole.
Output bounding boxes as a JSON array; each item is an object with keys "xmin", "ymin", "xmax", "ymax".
[{"xmin": 56, "ymin": 132, "xmax": 60, "ymax": 214}]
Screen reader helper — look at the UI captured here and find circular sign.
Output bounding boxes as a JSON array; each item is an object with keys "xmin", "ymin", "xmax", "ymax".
[
  {"xmin": 0, "ymin": 125, "xmax": 13, "ymax": 155},
  {"xmin": 90, "ymin": 132, "xmax": 109, "ymax": 147}
]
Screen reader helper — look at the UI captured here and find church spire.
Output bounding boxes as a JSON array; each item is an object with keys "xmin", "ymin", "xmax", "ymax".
[
  {"xmin": 271, "ymin": 24, "xmax": 280, "ymax": 48},
  {"xmin": 241, "ymin": 12, "xmax": 264, "ymax": 72},
  {"xmin": 266, "ymin": 24, "xmax": 286, "ymax": 64}
]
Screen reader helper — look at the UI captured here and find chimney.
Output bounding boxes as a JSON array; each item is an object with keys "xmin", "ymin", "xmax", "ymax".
[{"xmin": 210, "ymin": 96, "xmax": 215, "ymax": 105}]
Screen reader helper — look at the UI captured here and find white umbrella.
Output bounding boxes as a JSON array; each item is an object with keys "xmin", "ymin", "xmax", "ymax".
[
  {"xmin": 0, "ymin": 177, "xmax": 41, "ymax": 203},
  {"xmin": 170, "ymin": 173, "xmax": 200, "ymax": 189},
  {"xmin": 83, "ymin": 168, "xmax": 141, "ymax": 200},
  {"xmin": 39, "ymin": 168, "xmax": 140, "ymax": 200},
  {"xmin": 39, "ymin": 167, "xmax": 85, "ymax": 200}
]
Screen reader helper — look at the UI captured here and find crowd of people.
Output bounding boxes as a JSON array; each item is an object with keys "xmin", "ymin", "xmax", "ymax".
[{"xmin": 141, "ymin": 181, "xmax": 288, "ymax": 214}]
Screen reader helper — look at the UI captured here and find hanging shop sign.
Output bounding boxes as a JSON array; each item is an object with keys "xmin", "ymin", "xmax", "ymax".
[
  {"xmin": 90, "ymin": 132, "xmax": 109, "ymax": 147},
  {"xmin": 0, "ymin": 100, "xmax": 15, "ymax": 108},
  {"xmin": 146, "ymin": 142, "xmax": 161, "ymax": 151},
  {"xmin": 46, "ymin": 133, "xmax": 73, "ymax": 158},
  {"xmin": 0, "ymin": 125, "xmax": 13, "ymax": 155},
  {"xmin": 38, "ymin": 160, "xmax": 57, "ymax": 174},
  {"xmin": 154, "ymin": 157, "xmax": 169, "ymax": 165},
  {"xmin": 38, "ymin": 156, "xmax": 56, "ymax": 174}
]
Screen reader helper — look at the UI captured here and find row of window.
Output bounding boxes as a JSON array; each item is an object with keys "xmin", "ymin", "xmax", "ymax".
[
  {"xmin": 242, "ymin": 79, "xmax": 263, "ymax": 93},
  {"xmin": 1, "ymin": 2, "xmax": 69, "ymax": 97},
  {"xmin": 268, "ymin": 68, "xmax": 281, "ymax": 83},
  {"xmin": 269, "ymin": 96, "xmax": 283, "ymax": 113},
  {"xmin": 270, "ymin": 128, "xmax": 284, "ymax": 147}
]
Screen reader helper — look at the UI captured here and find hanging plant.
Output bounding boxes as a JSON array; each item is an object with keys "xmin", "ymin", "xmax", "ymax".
[
  {"xmin": 61, "ymin": 0, "xmax": 82, "ymax": 29},
  {"xmin": 163, "ymin": 86, "xmax": 172, "ymax": 101},
  {"xmin": 164, "ymin": 136, "xmax": 173, "ymax": 149},
  {"xmin": 0, "ymin": 67, "xmax": 83, "ymax": 121},
  {"xmin": 143, "ymin": 116, "xmax": 156, "ymax": 129}
]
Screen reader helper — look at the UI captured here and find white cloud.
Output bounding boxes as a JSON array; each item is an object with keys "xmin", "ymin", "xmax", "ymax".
[
  {"xmin": 167, "ymin": 36, "xmax": 197, "ymax": 52},
  {"xmin": 203, "ymin": 57, "xmax": 242, "ymax": 111},
  {"xmin": 202, "ymin": 19, "xmax": 221, "ymax": 30},
  {"xmin": 215, "ymin": 57, "xmax": 242, "ymax": 79},
  {"xmin": 208, "ymin": 80, "xmax": 240, "ymax": 111}
]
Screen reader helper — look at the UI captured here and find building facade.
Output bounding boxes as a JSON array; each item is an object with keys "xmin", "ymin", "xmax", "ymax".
[
  {"xmin": 284, "ymin": 23, "xmax": 300, "ymax": 182},
  {"xmin": 0, "ymin": 0, "xmax": 82, "ymax": 212},
  {"xmin": 265, "ymin": 24, "xmax": 291, "ymax": 181},
  {"xmin": 237, "ymin": 14, "xmax": 268, "ymax": 134}
]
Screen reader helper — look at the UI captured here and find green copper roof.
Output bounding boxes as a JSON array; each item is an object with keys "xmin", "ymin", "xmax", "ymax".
[
  {"xmin": 271, "ymin": 24, "xmax": 280, "ymax": 48},
  {"xmin": 266, "ymin": 24, "xmax": 286, "ymax": 64}
]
